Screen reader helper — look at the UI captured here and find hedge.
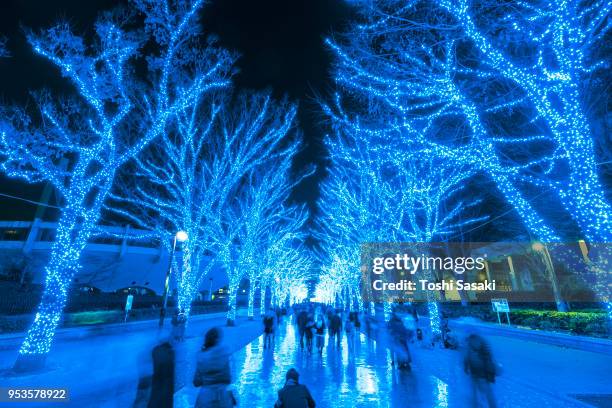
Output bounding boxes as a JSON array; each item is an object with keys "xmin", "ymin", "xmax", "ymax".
[
  {"xmin": 439, "ymin": 304, "xmax": 610, "ymax": 338},
  {"xmin": 508, "ymin": 309, "xmax": 609, "ymax": 337},
  {"xmin": 0, "ymin": 303, "xmax": 227, "ymax": 333}
]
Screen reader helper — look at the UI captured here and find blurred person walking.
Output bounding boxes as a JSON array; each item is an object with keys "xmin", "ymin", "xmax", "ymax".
[
  {"xmin": 329, "ymin": 311, "xmax": 342, "ymax": 347},
  {"xmin": 147, "ymin": 340, "xmax": 175, "ymax": 408},
  {"xmin": 304, "ymin": 313, "xmax": 315, "ymax": 354},
  {"xmin": 402, "ymin": 311, "xmax": 417, "ymax": 343},
  {"xmin": 344, "ymin": 312, "xmax": 355, "ymax": 352},
  {"xmin": 193, "ymin": 328, "xmax": 237, "ymax": 408},
  {"xmin": 352, "ymin": 311, "xmax": 361, "ymax": 333},
  {"xmin": 464, "ymin": 333, "xmax": 497, "ymax": 408},
  {"xmin": 263, "ymin": 310, "xmax": 276, "ymax": 349},
  {"xmin": 276, "ymin": 307, "xmax": 283, "ymax": 325},
  {"xmin": 297, "ymin": 309, "xmax": 308, "ymax": 350},
  {"xmin": 441, "ymin": 314, "xmax": 458, "ymax": 349},
  {"xmin": 388, "ymin": 312, "xmax": 411, "ymax": 370},
  {"xmin": 314, "ymin": 315, "xmax": 326, "ymax": 355}
]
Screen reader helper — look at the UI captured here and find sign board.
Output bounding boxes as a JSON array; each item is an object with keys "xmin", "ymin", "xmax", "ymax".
[
  {"xmin": 491, "ymin": 298, "xmax": 509, "ymax": 313},
  {"xmin": 492, "ymin": 298, "xmax": 510, "ymax": 325},
  {"xmin": 125, "ymin": 294, "xmax": 134, "ymax": 312}
]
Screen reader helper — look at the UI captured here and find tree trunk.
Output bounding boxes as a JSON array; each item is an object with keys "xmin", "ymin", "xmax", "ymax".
[
  {"xmin": 226, "ymin": 275, "xmax": 239, "ymax": 326},
  {"xmin": 260, "ymin": 285, "xmax": 267, "ymax": 315},
  {"xmin": 541, "ymin": 87, "xmax": 609, "ymax": 241},
  {"xmin": 490, "ymin": 172, "xmax": 560, "ymax": 241},
  {"xmin": 427, "ymin": 301, "xmax": 441, "ymax": 336},
  {"xmin": 247, "ymin": 281, "xmax": 256, "ymax": 320},
  {"xmin": 560, "ymin": 166, "xmax": 611, "ymax": 242},
  {"xmin": 14, "ymin": 212, "xmax": 86, "ymax": 371}
]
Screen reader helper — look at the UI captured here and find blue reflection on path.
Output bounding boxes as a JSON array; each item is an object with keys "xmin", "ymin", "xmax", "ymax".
[
  {"xmin": 234, "ymin": 318, "xmax": 447, "ymax": 408},
  {"xmin": 232, "ymin": 317, "xmax": 583, "ymax": 408}
]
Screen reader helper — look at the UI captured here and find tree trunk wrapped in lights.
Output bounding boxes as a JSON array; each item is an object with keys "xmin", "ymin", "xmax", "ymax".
[
  {"xmin": 229, "ymin": 152, "xmax": 311, "ymax": 320},
  {"xmin": 325, "ymin": 0, "xmax": 611, "ymax": 317},
  {"xmin": 108, "ymin": 92, "xmax": 298, "ymax": 323},
  {"xmin": 326, "ymin": 0, "xmax": 610, "ymax": 242},
  {"xmin": 0, "ymin": 0, "xmax": 233, "ymax": 369},
  {"xmin": 315, "ymin": 116, "xmax": 485, "ymax": 334}
]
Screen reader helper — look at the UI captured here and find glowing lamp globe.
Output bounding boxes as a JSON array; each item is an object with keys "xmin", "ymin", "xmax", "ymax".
[{"xmin": 176, "ymin": 230, "xmax": 189, "ymax": 242}]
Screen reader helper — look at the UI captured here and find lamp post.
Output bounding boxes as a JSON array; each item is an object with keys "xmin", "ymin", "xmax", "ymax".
[
  {"xmin": 159, "ymin": 230, "xmax": 188, "ymax": 328},
  {"xmin": 208, "ymin": 277, "xmax": 214, "ymax": 301}
]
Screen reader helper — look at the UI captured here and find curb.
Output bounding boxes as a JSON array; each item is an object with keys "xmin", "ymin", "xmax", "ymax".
[{"xmin": 449, "ymin": 319, "xmax": 612, "ymax": 355}]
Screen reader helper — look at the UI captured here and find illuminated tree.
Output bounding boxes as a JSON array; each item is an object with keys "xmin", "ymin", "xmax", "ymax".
[
  {"xmin": 194, "ymin": 99, "xmax": 301, "ymax": 325},
  {"xmin": 230, "ymin": 145, "xmax": 310, "ymax": 319},
  {"xmin": 266, "ymin": 243, "xmax": 312, "ymax": 309},
  {"xmin": 315, "ymin": 124, "xmax": 400, "ymax": 313},
  {"xmin": 250, "ymin": 208, "xmax": 310, "ymax": 316},
  {"xmin": 437, "ymin": 0, "xmax": 611, "ymax": 242},
  {"xmin": 109, "ymin": 92, "xmax": 298, "ymax": 321},
  {"xmin": 317, "ymin": 115, "xmax": 486, "ymax": 331},
  {"xmin": 315, "ymin": 263, "xmax": 343, "ymax": 306},
  {"xmin": 316, "ymin": 250, "xmax": 361, "ymax": 310},
  {"xmin": 327, "ymin": 0, "xmax": 611, "ymax": 242},
  {"xmin": 0, "ymin": 0, "xmax": 232, "ymax": 366}
]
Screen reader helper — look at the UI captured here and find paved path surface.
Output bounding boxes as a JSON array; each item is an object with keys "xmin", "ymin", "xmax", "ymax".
[
  {"xmin": 1, "ymin": 314, "xmax": 610, "ymax": 407},
  {"xmin": 223, "ymin": 318, "xmax": 610, "ymax": 408},
  {"xmin": 0, "ymin": 313, "xmax": 262, "ymax": 408}
]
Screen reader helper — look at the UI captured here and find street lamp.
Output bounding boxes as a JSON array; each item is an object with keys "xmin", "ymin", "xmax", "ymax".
[
  {"xmin": 159, "ymin": 230, "xmax": 188, "ymax": 328},
  {"xmin": 208, "ymin": 277, "xmax": 214, "ymax": 302},
  {"xmin": 175, "ymin": 230, "xmax": 188, "ymax": 243}
]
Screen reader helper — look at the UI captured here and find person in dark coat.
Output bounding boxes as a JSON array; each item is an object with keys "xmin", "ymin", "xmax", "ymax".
[
  {"xmin": 147, "ymin": 341, "xmax": 175, "ymax": 408},
  {"xmin": 352, "ymin": 311, "xmax": 361, "ymax": 331},
  {"xmin": 274, "ymin": 368, "xmax": 316, "ymax": 408},
  {"xmin": 314, "ymin": 315, "xmax": 326, "ymax": 354},
  {"xmin": 276, "ymin": 307, "xmax": 283, "ymax": 325},
  {"xmin": 263, "ymin": 310, "xmax": 276, "ymax": 349},
  {"xmin": 193, "ymin": 328, "xmax": 236, "ymax": 408},
  {"xmin": 304, "ymin": 313, "xmax": 315, "ymax": 353},
  {"xmin": 329, "ymin": 312, "xmax": 342, "ymax": 347},
  {"xmin": 388, "ymin": 313, "xmax": 411, "ymax": 370},
  {"xmin": 297, "ymin": 310, "xmax": 308, "ymax": 349},
  {"xmin": 464, "ymin": 333, "xmax": 497, "ymax": 407}
]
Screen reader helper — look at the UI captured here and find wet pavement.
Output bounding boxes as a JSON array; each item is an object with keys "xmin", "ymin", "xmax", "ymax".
[
  {"xmin": 3, "ymin": 313, "xmax": 602, "ymax": 407},
  {"xmin": 0, "ymin": 313, "xmax": 263, "ymax": 408},
  {"xmin": 231, "ymin": 317, "xmax": 589, "ymax": 407}
]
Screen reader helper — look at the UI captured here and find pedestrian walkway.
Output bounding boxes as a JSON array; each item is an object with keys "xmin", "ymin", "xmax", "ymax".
[
  {"xmin": 3, "ymin": 314, "xmax": 609, "ymax": 407},
  {"xmin": 0, "ymin": 314, "xmax": 262, "ymax": 408},
  {"xmin": 227, "ymin": 319, "xmax": 601, "ymax": 407}
]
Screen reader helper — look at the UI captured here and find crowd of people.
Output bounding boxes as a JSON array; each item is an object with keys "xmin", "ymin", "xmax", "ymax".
[
  {"xmin": 141, "ymin": 303, "xmax": 499, "ymax": 407},
  {"xmin": 293, "ymin": 304, "xmax": 362, "ymax": 355}
]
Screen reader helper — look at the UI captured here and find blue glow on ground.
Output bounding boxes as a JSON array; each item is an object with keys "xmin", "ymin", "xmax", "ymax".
[{"xmin": 219, "ymin": 318, "xmax": 596, "ymax": 407}]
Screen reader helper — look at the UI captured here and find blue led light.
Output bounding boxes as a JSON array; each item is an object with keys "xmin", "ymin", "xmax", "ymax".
[
  {"xmin": 316, "ymin": 0, "xmax": 611, "ymax": 332},
  {"xmin": 0, "ymin": 0, "xmax": 233, "ymax": 357},
  {"xmin": 324, "ymin": 0, "xmax": 611, "ymax": 242},
  {"xmin": 107, "ymin": 92, "xmax": 302, "ymax": 322}
]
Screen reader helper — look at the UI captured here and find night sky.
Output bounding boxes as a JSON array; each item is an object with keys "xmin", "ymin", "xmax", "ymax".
[{"xmin": 0, "ymin": 0, "xmax": 356, "ymax": 221}]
